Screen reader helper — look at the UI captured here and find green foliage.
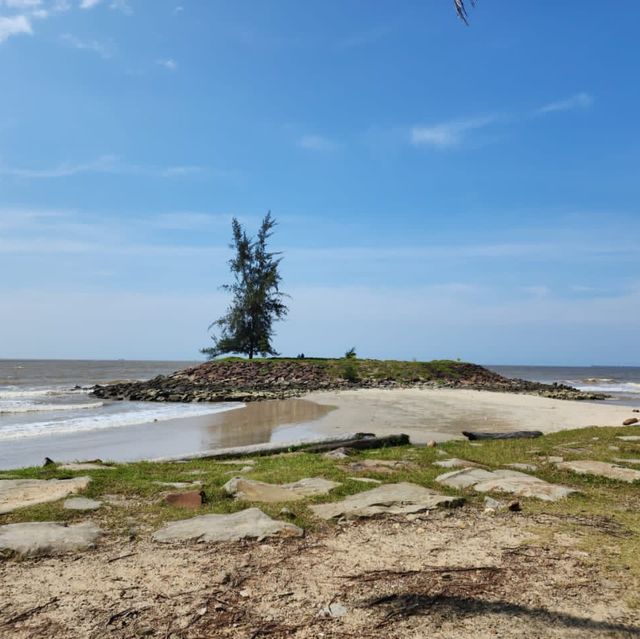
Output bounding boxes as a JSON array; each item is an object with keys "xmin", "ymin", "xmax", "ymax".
[
  {"xmin": 344, "ymin": 347, "xmax": 357, "ymax": 359},
  {"xmin": 202, "ymin": 212, "xmax": 288, "ymax": 359},
  {"xmin": 341, "ymin": 359, "xmax": 359, "ymax": 382}
]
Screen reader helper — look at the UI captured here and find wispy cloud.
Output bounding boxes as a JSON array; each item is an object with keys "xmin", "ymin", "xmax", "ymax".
[
  {"xmin": 0, "ymin": 14, "xmax": 32, "ymax": 42},
  {"xmin": 297, "ymin": 134, "xmax": 337, "ymax": 152},
  {"xmin": 536, "ymin": 92, "xmax": 593, "ymax": 115},
  {"xmin": 156, "ymin": 58, "xmax": 177, "ymax": 71},
  {"xmin": 0, "ymin": 155, "xmax": 208, "ymax": 179},
  {"xmin": 60, "ymin": 32, "xmax": 115, "ymax": 58},
  {"xmin": 411, "ymin": 116, "xmax": 497, "ymax": 149},
  {"xmin": 79, "ymin": 0, "xmax": 101, "ymax": 8}
]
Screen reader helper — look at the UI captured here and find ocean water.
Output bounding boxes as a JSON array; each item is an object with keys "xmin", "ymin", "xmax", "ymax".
[
  {"xmin": 0, "ymin": 359, "xmax": 242, "ymax": 444},
  {"xmin": 489, "ymin": 365, "xmax": 640, "ymax": 407}
]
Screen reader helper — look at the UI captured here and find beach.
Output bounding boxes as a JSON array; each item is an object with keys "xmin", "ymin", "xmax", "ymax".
[{"xmin": 2, "ymin": 387, "xmax": 638, "ymax": 469}]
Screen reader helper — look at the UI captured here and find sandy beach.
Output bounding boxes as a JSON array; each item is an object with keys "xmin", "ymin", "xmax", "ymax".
[{"xmin": 3, "ymin": 388, "xmax": 637, "ymax": 469}]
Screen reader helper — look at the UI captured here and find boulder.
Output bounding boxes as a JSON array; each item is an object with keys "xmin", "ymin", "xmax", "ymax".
[
  {"xmin": 623, "ymin": 418, "xmax": 639, "ymax": 426},
  {"xmin": 436, "ymin": 468, "xmax": 575, "ymax": 501},
  {"xmin": 309, "ymin": 482, "xmax": 463, "ymax": 520},
  {"xmin": 63, "ymin": 497, "xmax": 102, "ymax": 511},
  {"xmin": 222, "ymin": 477, "xmax": 341, "ymax": 503},
  {"xmin": 0, "ymin": 522, "xmax": 101, "ymax": 558},
  {"xmin": 433, "ymin": 458, "xmax": 482, "ymax": 469},
  {"xmin": 164, "ymin": 491, "xmax": 204, "ymax": 509},
  {"xmin": 0, "ymin": 477, "xmax": 92, "ymax": 514},
  {"xmin": 555, "ymin": 460, "xmax": 640, "ymax": 483},
  {"xmin": 152, "ymin": 508, "xmax": 303, "ymax": 543}
]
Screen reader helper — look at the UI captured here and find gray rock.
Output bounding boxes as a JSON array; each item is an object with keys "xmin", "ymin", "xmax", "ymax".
[
  {"xmin": 320, "ymin": 603, "xmax": 348, "ymax": 618},
  {"xmin": 154, "ymin": 481, "xmax": 202, "ymax": 489},
  {"xmin": 222, "ymin": 477, "xmax": 341, "ymax": 503},
  {"xmin": 152, "ymin": 508, "xmax": 303, "ymax": 543},
  {"xmin": 59, "ymin": 463, "xmax": 114, "ymax": 471},
  {"xmin": 323, "ymin": 447, "xmax": 353, "ymax": 460},
  {"xmin": 433, "ymin": 458, "xmax": 482, "ymax": 469},
  {"xmin": 436, "ymin": 468, "xmax": 574, "ymax": 501},
  {"xmin": 0, "ymin": 477, "xmax": 92, "ymax": 514},
  {"xmin": 556, "ymin": 460, "xmax": 640, "ymax": 483},
  {"xmin": 613, "ymin": 458, "xmax": 640, "ymax": 466},
  {"xmin": 483, "ymin": 496, "xmax": 503, "ymax": 511},
  {"xmin": 343, "ymin": 459, "xmax": 415, "ymax": 474},
  {"xmin": 617, "ymin": 436, "xmax": 640, "ymax": 442},
  {"xmin": 347, "ymin": 477, "xmax": 382, "ymax": 484},
  {"xmin": 309, "ymin": 482, "xmax": 463, "ymax": 520},
  {"xmin": 63, "ymin": 497, "xmax": 102, "ymax": 511},
  {"xmin": 0, "ymin": 521, "xmax": 101, "ymax": 558},
  {"xmin": 506, "ymin": 463, "xmax": 538, "ymax": 472}
]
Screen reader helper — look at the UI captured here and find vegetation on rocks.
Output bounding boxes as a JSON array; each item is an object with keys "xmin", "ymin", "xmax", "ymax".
[{"xmin": 93, "ymin": 358, "xmax": 608, "ymax": 403}]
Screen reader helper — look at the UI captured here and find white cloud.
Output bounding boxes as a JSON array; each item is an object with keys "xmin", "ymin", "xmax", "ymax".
[
  {"xmin": 3, "ymin": 0, "xmax": 42, "ymax": 8},
  {"xmin": 297, "ymin": 134, "xmax": 337, "ymax": 151},
  {"xmin": 537, "ymin": 92, "xmax": 593, "ymax": 115},
  {"xmin": 411, "ymin": 116, "xmax": 496, "ymax": 149},
  {"xmin": 157, "ymin": 58, "xmax": 177, "ymax": 71},
  {"xmin": 0, "ymin": 155, "xmax": 209, "ymax": 179},
  {"xmin": 60, "ymin": 32, "xmax": 115, "ymax": 58},
  {"xmin": 79, "ymin": 0, "xmax": 101, "ymax": 7},
  {"xmin": 0, "ymin": 14, "xmax": 33, "ymax": 42}
]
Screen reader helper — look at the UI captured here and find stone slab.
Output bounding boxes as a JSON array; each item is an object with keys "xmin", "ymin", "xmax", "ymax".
[
  {"xmin": 223, "ymin": 477, "xmax": 341, "ymax": 503},
  {"xmin": 506, "ymin": 463, "xmax": 538, "ymax": 472},
  {"xmin": 152, "ymin": 508, "xmax": 303, "ymax": 543},
  {"xmin": 614, "ymin": 458, "xmax": 640, "ymax": 465},
  {"xmin": 617, "ymin": 436, "xmax": 640, "ymax": 442},
  {"xmin": 0, "ymin": 477, "xmax": 92, "ymax": 514},
  {"xmin": 0, "ymin": 522, "xmax": 101, "ymax": 558},
  {"xmin": 436, "ymin": 468, "xmax": 575, "ymax": 501},
  {"xmin": 433, "ymin": 458, "xmax": 482, "ymax": 469},
  {"xmin": 309, "ymin": 482, "xmax": 463, "ymax": 520},
  {"xmin": 59, "ymin": 463, "xmax": 114, "ymax": 471},
  {"xmin": 343, "ymin": 459, "xmax": 415, "ymax": 474},
  {"xmin": 63, "ymin": 497, "xmax": 102, "ymax": 511},
  {"xmin": 556, "ymin": 460, "xmax": 640, "ymax": 483}
]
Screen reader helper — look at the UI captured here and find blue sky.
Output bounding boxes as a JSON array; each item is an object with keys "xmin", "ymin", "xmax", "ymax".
[{"xmin": 1, "ymin": 0, "xmax": 639, "ymax": 364}]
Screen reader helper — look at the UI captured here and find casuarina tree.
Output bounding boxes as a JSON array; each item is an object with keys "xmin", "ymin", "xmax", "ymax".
[{"xmin": 201, "ymin": 212, "xmax": 288, "ymax": 359}]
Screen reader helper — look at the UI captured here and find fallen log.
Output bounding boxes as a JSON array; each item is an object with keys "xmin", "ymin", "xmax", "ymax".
[
  {"xmin": 462, "ymin": 430, "xmax": 543, "ymax": 441},
  {"xmin": 151, "ymin": 432, "xmax": 409, "ymax": 462}
]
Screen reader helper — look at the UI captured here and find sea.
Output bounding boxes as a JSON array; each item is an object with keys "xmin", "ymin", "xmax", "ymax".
[{"xmin": 0, "ymin": 360, "xmax": 639, "ymax": 468}]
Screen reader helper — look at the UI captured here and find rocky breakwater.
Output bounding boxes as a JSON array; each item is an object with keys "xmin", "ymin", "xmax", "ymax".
[{"xmin": 91, "ymin": 359, "xmax": 609, "ymax": 404}]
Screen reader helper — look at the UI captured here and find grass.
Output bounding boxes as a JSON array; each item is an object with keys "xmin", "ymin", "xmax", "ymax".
[{"xmin": 3, "ymin": 424, "xmax": 640, "ymax": 596}]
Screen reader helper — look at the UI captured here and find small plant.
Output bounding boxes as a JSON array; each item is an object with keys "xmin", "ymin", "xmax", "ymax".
[{"xmin": 344, "ymin": 347, "xmax": 357, "ymax": 360}]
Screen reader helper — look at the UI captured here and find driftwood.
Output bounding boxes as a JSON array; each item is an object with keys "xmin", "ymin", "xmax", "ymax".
[
  {"xmin": 303, "ymin": 434, "xmax": 410, "ymax": 453},
  {"xmin": 462, "ymin": 430, "xmax": 543, "ymax": 441},
  {"xmin": 152, "ymin": 432, "xmax": 410, "ymax": 463}
]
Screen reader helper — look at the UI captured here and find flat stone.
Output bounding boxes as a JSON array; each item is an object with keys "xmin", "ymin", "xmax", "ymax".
[
  {"xmin": 63, "ymin": 497, "xmax": 102, "ymax": 511},
  {"xmin": 59, "ymin": 463, "xmax": 114, "ymax": 471},
  {"xmin": 309, "ymin": 482, "xmax": 463, "ymax": 520},
  {"xmin": 323, "ymin": 447, "xmax": 353, "ymax": 460},
  {"xmin": 0, "ymin": 522, "xmax": 101, "ymax": 558},
  {"xmin": 433, "ymin": 458, "xmax": 482, "ymax": 469},
  {"xmin": 319, "ymin": 603, "xmax": 348, "ymax": 618},
  {"xmin": 0, "ymin": 477, "xmax": 92, "ymax": 514},
  {"xmin": 623, "ymin": 418, "xmax": 639, "ymax": 426},
  {"xmin": 154, "ymin": 481, "xmax": 202, "ymax": 489},
  {"xmin": 614, "ymin": 458, "xmax": 640, "ymax": 465},
  {"xmin": 506, "ymin": 463, "xmax": 538, "ymax": 472},
  {"xmin": 343, "ymin": 459, "xmax": 415, "ymax": 474},
  {"xmin": 556, "ymin": 460, "xmax": 640, "ymax": 483},
  {"xmin": 217, "ymin": 459, "xmax": 256, "ymax": 466},
  {"xmin": 152, "ymin": 507, "xmax": 303, "ymax": 543},
  {"xmin": 223, "ymin": 477, "xmax": 341, "ymax": 503},
  {"xmin": 436, "ymin": 468, "xmax": 575, "ymax": 501},
  {"xmin": 164, "ymin": 491, "xmax": 203, "ymax": 510},
  {"xmin": 347, "ymin": 477, "xmax": 382, "ymax": 484},
  {"xmin": 617, "ymin": 436, "xmax": 640, "ymax": 442}
]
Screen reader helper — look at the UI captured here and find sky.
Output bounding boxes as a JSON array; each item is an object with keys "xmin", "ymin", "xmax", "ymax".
[{"xmin": 1, "ymin": 0, "xmax": 639, "ymax": 365}]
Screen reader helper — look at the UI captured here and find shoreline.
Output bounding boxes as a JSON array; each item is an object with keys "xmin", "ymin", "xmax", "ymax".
[{"xmin": 1, "ymin": 387, "xmax": 638, "ymax": 470}]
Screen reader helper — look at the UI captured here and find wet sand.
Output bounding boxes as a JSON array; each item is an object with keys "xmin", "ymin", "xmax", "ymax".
[{"xmin": 1, "ymin": 388, "xmax": 636, "ymax": 469}]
